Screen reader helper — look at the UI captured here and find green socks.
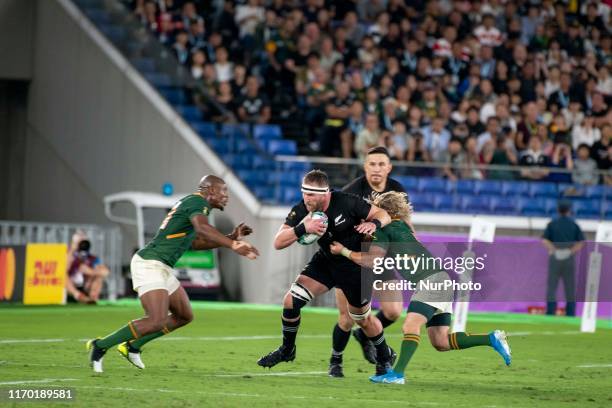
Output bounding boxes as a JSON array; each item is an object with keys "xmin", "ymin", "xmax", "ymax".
[
  {"xmin": 393, "ymin": 333, "xmax": 420, "ymax": 375},
  {"xmin": 449, "ymin": 332, "xmax": 491, "ymax": 350},
  {"xmin": 96, "ymin": 321, "xmax": 139, "ymax": 349},
  {"xmin": 129, "ymin": 326, "xmax": 171, "ymax": 350}
]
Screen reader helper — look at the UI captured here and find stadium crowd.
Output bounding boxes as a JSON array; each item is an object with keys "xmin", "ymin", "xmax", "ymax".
[{"xmin": 130, "ymin": 0, "xmax": 611, "ymax": 184}]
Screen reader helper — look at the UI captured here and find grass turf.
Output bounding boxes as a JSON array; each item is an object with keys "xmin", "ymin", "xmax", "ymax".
[{"xmin": 0, "ymin": 302, "xmax": 611, "ymax": 407}]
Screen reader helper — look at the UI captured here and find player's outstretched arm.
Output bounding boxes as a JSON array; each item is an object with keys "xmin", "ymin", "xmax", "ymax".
[
  {"xmin": 192, "ymin": 223, "xmax": 253, "ymax": 250},
  {"xmin": 192, "ymin": 215, "xmax": 259, "ymax": 259}
]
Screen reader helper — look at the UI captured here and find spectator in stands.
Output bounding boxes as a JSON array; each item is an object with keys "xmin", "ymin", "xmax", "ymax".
[
  {"xmin": 354, "ymin": 113, "xmax": 384, "ymax": 160},
  {"xmin": 190, "ymin": 49, "xmax": 206, "ymax": 79},
  {"xmin": 66, "ymin": 232, "xmax": 109, "ymax": 304},
  {"xmin": 421, "ymin": 116, "xmax": 451, "ymax": 163},
  {"xmin": 237, "ymin": 76, "xmax": 270, "ymax": 124},
  {"xmin": 548, "ymin": 142, "xmax": 574, "ymax": 183},
  {"xmin": 214, "ymin": 47, "xmax": 234, "ymax": 82},
  {"xmin": 573, "ymin": 144, "xmax": 599, "ymax": 186},
  {"xmin": 388, "ymin": 120, "xmax": 411, "ymax": 161},
  {"xmin": 516, "ymin": 101, "xmax": 540, "ymax": 150},
  {"xmin": 542, "ymin": 200, "xmax": 584, "ymax": 317},
  {"xmin": 235, "ymin": 0, "xmax": 265, "ymax": 49},
  {"xmin": 476, "ymin": 116, "xmax": 501, "ymax": 154},
  {"xmin": 572, "ymin": 114, "xmax": 601, "ymax": 150},
  {"xmin": 318, "ymin": 80, "xmax": 353, "ymax": 156},
  {"xmin": 485, "ymin": 132, "xmax": 518, "ymax": 180},
  {"xmin": 441, "ymin": 138, "xmax": 468, "ymax": 181},
  {"xmin": 520, "ymin": 136, "xmax": 550, "ymax": 181}
]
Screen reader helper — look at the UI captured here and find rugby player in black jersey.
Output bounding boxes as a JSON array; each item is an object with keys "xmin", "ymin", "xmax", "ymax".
[{"xmin": 256, "ymin": 170, "xmax": 395, "ymax": 376}]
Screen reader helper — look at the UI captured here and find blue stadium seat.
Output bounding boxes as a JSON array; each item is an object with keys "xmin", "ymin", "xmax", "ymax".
[
  {"xmin": 235, "ymin": 138, "xmax": 259, "ymax": 154},
  {"xmin": 474, "ymin": 180, "xmax": 503, "ymax": 195},
  {"xmin": 410, "ymin": 193, "xmax": 435, "ymax": 211},
  {"xmin": 144, "ymin": 73, "xmax": 173, "ymax": 88},
  {"xmin": 394, "ymin": 176, "xmax": 419, "ymax": 192},
  {"xmin": 159, "ymin": 87, "xmax": 186, "ymax": 105},
  {"xmin": 448, "ymin": 180, "xmax": 475, "ymax": 194},
  {"xmin": 252, "ymin": 155, "xmax": 275, "ymax": 170},
  {"xmin": 544, "ymin": 199, "xmax": 560, "ymax": 216},
  {"xmin": 132, "ymin": 58, "xmax": 156, "ymax": 74},
  {"xmin": 253, "ymin": 124, "xmax": 282, "ymax": 140},
  {"xmin": 529, "ymin": 182, "xmax": 558, "ymax": 198},
  {"xmin": 434, "ymin": 194, "xmax": 458, "ymax": 212},
  {"xmin": 99, "ymin": 24, "xmax": 126, "ymax": 42},
  {"xmin": 501, "ymin": 181, "xmax": 529, "ymax": 196},
  {"xmin": 236, "ymin": 170, "xmax": 268, "ymax": 186},
  {"xmin": 221, "ymin": 123, "xmax": 250, "ymax": 138},
  {"xmin": 174, "ymin": 105, "xmax": 202, "ymax": 122},
  {"xmin": 221, "ymin": 154, "xmax": 251, "ymax": 170},
  {"xmin": 205, "ymin": 138, "xmax": 229, "ymax": 154},
  {"xmin": 84, "ymin": 9, "xmax": 112, "ymax": 25},
  {"xmin": 490, "ymin": 196, "xmax": 518, "ymax": 214},
  {"xmin": 418, "ymin": 177, "xmax": 446, "ymax": 193},
  {"xmin": 190, "ymin": 121, "xmax": 217, "ymax": 139},
  {"xmin": 279, "ymin": 188, "xmax": 303, "ymax": 204},
  {"xmin": 253, "ymin": 186, "xmax": 276, "ymax": 202},
  {"xmin": 460, "ymin": 195, "xmax": 492, "ymax": 214},
  {"xmin": 282, "ymin": 161, "xmax": 311, "ymax": 172},
  {"xmin": 518, "ymin": 198, "xmax": 548, "ymax": 217},
  {"xmin": 270, "ymin": 171, "xmax": 303, "ymax": 186},
  {"xmin": 584, "ymin": 185, "xmax": 609, "ymax": 199},
  {"xmin": 264, "ymin": 140, "xmax": 297, "ymax": 155},
  {"xmin": 573, "ymin": 200, "xmax": 601, "ymax": 219}
]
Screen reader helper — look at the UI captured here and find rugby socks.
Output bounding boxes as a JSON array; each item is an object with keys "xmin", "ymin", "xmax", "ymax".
[
  {"xmin": 369, "ymin": 332, "xmax": 391, "ymax": 363},
  {"xmin": 129, "ymin": 326, "xmax": 172, "ymax": 350},
  {"xmin": 394, "ymin": 333, "xmax": 420, "ymax": 375},
  {"xmin": 354, "ymin": 310, "xmax": 395, "ymax": 340},
  {"xmin": 281, "ymin": 317, "xmax": 300, "ymax": 349},
  {"xmin": 96, "ymin": 321, "xmax": 139, "ymax": 349},
  {"xmin": 376, "ymin": 310, "xmax": 395, "ymax": 328},
  {"xmin": 449, "ymin": 332, "xmax": 491, "ymax": 350},
  {"xmin": 331, "ymin": 324, "xmax": 351, "ymax": 362}
]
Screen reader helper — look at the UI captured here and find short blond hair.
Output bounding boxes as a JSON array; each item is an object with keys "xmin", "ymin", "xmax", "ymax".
[{"xmin": 372, "ymin": 191, "xmax": 413, "ymax": 220}]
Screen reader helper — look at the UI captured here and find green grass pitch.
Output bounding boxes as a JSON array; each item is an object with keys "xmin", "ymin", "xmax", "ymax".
[{"xmin": 1, "ymin": 301, "xmax": 611, "ymax": 407}]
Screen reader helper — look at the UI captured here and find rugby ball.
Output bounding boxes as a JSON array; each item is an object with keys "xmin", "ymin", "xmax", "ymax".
[{"xmin": 297, "ymin": 211, "xmax": 328, "ymax": 245}]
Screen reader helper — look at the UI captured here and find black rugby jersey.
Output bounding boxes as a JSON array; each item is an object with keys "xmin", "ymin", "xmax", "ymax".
[{"xmin": 284, "ymin": 191, "xmax": 371, "ymax": 263}]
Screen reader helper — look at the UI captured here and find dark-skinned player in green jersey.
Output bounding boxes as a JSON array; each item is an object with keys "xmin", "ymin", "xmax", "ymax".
[
  {"xmin": 330, "ymin": 191, "xmax": 512, "ymax": 384},
  {"xmin": 87, "ymin": 175, "xmax": 260, "ymax": 373}
]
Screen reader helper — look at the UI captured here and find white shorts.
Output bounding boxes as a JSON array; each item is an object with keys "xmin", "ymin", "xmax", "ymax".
[
  {"xmin": 411, "ymin": 272, "xmax": 454, "ymax": 315},
  {"xmin": 130, "ymin": 254, "xmax": 181, "ymax": 297}
]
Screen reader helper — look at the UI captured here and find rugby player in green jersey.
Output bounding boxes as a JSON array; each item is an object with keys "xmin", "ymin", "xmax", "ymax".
[
  {"xmin": 87, "ymin": 175, "xmax": 259, "ymax": 373},
  {"xmin": 330, "ymin": 191, "xmax": 511, "ymax": 385}
]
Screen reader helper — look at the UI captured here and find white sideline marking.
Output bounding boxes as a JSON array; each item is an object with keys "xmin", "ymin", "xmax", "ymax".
[
  {"xmin": 576, "ymin": 364, "xmax": 612, "ymax": 368},
  {"xmin": 0, "ymin": 330, "xmax": 593, "ymax": 345},
  {"xmin": 71, "ymin": 385, "xmax": 436, "ymax": 405},
  {"xmin": 0, "ymin": 339, "xmax": 65, "ymax": 344},
  {"xmin": 0, "ymin": 378, "xmax": 78, "ymax": 386}
]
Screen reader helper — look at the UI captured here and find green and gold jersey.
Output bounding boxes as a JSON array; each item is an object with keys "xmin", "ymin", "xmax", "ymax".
[
  {"xmin": 372, "ymin": 220, "xmax": 442, "ymax": 282},
  {"xmin": 137, "ymin": 193, "xmax": 212, "ymax": 267}
]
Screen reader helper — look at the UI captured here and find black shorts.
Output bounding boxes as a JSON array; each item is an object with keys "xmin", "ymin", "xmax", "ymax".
[{"xmin": 301, "ymin": 251, "xmax": 373, "ymax": 308}]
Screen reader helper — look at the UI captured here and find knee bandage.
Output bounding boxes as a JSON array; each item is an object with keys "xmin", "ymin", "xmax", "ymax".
[
  {"xmin": 349, "ymin": 304, "xmax": 371, "ymax": 321},
  {"xmin": 284, "ymin": 282, "xmax": 314, "ymax": 320}
]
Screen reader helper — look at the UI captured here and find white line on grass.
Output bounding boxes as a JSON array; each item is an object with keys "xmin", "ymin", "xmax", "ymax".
[
  {"xmin": 70, "ymin": 384, "xmax": 439, "ymax": 406},
  {"xmin": 0, "ymin": 330, "xmax": 591, "ymax": 345},
  {"xmin": 576, "ymin": 364, "xmax": 612, "ymax": 368},
  {"xmin": 0, "ymin": 378, "xmax": 78, "ymax": 386}
]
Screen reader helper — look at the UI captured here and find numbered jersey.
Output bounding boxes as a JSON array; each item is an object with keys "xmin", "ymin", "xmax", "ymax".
[{"xmin": 137, "ymin": 193, "xmax": 212, "ymax": 267}]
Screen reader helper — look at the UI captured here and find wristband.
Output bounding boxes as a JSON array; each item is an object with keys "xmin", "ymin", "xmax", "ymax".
[
  {"xmin": 371, "ymin": 219, "xmax": 382, "ymax": 229},
  {"xmin": 340, "ymin": 247, "xmax": 352, "ymax": 259},
  {"xmin": 294, "ymin": 223, "xmax": 307, "ymax": 238}
]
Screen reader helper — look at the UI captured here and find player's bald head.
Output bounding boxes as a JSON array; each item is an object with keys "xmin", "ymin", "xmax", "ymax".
[{"xmin": 198, "ymin": 175, "xmax": 225, "ymax": 191}]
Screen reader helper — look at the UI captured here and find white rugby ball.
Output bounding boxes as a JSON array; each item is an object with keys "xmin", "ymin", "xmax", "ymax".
[{"xmin": 297, "ymin": 211, "xmax": 328, "ymax": 245}]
